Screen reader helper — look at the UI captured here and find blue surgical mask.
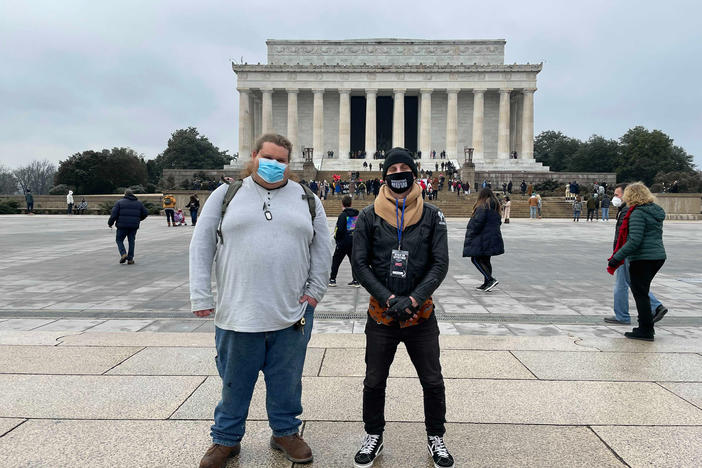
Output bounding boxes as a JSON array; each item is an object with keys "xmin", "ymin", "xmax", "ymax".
[{"xmin": 257, "ymin": 158, "xmax": 287, "ymax": 183}]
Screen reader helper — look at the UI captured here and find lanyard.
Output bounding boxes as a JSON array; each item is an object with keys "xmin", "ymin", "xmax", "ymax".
[{"xmin": 395, "ymin": 198, "xmax": 406, "ymax": 249}]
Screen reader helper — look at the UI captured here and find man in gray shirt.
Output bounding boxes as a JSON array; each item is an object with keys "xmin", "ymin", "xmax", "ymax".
[{"xmin": 190, "ymin": 134, "xmax": 332, "ymax": 468}]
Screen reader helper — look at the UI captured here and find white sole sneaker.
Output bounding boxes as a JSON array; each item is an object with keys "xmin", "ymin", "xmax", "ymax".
[
  {"xmin": 354, "ymin": 444, "xmax": 383, "ymax": 468},
  {"xmin": 484, "ymin": 280, "xmax": 500, "ymax": 292}
]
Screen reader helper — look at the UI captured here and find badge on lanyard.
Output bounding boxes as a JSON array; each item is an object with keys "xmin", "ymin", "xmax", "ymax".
[{"xmin": 390, "ymin": 197, "xmax": 409, "ymax": 278}]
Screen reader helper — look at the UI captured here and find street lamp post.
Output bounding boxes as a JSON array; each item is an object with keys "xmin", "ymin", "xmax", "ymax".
[{"xmin": 463, "ymin": 146, "xmax": 474, "ymax": 164}]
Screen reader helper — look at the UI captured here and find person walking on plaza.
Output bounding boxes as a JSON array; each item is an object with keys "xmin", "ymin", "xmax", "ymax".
[
  {"xmin": 607, "ymin": 183, "xmax": 667, "ymax": 341},
  {"xmin": 190, "ymin": 134, "xmax": 332, "ymax": 468},
  {"xmin": 162, "ymin": 193, "xmax": 176, "ymax": 226},
  {"xmin": 329, "ymin": 195, "xmax": 360, "ymax": 288},
  {"xmin": 528, "ymin": 193, "xmax": 539, "ymax": 219},
  {"xmin": 503, "ymin": 196, "xmax": 511, "ymax": 224},
  {"xmin": 600, "ymin": 193, "xmax": 611, "ymax": 222},
  {"xmin": 185, "ymin": 194, "xmax": 200, "ymax": 226},
  {"xmin": 463, "ymin": 188, "xmax": 504, "ymax": 292},
  {"xmin": 24, "ymin": 189, "xmax": 33, "ymax": 214},
  {"xmin": 351, "ymin": 147, "xmax": 454, "ymax": 468},
  {"xmin": 605, "ymin": 183, "xmax": 668, "ymax": 326},
  {"xmin": 107, "ymin": 189, "xmax": 148, "ymax": 265},
  {"xmin": 573, "ymin": 196, "xmax": 582, "ymax": 222},
  {"xmin": 66, "ymin": 190, "xmax": 74, "ymax": 215},
  {"xmin": 520, "ymin": 180, "xmax": 527, "ymax": 196},
  {"xmin": 586, "ymin": 195, "xmax": 598, "ymax": 222}
]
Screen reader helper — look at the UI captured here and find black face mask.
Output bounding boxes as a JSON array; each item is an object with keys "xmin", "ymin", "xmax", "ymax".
[{"xmin": 385, "ymin": 171, "xmax": 415, "ymax": 194}]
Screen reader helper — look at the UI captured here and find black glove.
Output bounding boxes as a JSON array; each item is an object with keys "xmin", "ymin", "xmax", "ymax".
[
  {"xmin": 608, "ymin": 258, "xmax": 619, "ymax": 268},
  {"xmin": 386, "ymin": 296, "xmax": 417, "ymax": 322}
]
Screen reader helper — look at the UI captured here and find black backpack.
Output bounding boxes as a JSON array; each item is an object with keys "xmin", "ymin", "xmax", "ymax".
[{"xmin": 216, "ymin": 179, "xmax": 317, "ymax": 244}]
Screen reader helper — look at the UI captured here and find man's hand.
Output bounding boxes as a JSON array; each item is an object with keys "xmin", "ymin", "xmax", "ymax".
[
  {"xmin": 193, "ymin": 309, "xmax": 213, "ymax": 318},
  {"xmin": 299, "ymin": 295, "xmax": 318, "ymax": 307},
  {"xmin": 386, "ymin": 296, "xmax": 419, "ymax": 322},
  {"xmin": 608, "ymin": 258, "xmax": 619, "ymax": 269}
]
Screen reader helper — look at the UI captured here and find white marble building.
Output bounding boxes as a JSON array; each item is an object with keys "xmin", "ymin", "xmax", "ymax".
[{"xmin": 232, "ymin": 39, "xmax": 548, "ymax": 172}]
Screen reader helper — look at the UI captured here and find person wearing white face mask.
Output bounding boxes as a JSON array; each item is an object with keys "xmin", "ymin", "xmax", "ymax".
[
  {"xmin": 604, "ymin": 183, "xmax": 668, "ymax": 326},
  {"xmin": 190, "ymin": 134, "xmax": 332, "ymax": 467}
]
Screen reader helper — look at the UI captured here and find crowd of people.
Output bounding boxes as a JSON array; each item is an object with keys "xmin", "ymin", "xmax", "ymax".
[{"xmin": 183, "ymin": 134, "xmax": 669, "ymax": 468}]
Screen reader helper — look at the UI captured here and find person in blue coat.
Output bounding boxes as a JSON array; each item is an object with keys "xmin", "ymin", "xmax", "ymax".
[
  {"xmin": 108, "ymin": 189, "xmax": 148, "ymax": 264},
  {"xmin": 462, "ymin": 188, "xmax": 505, "ymax": 291}
]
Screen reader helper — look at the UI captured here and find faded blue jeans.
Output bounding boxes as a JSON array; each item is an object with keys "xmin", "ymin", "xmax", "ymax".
[
  {"xmin": 614, "ymin": 258, "xmax": 662, "ymax": 322},
  {"xmin": 529, "ymin": 206, "xmax": 537, "ymax": 218},
  {"xmin": 601, "ymin": 207, "xmax": 610, "ymax": 221},
  {"xmin": 211, "ymin": 305, "xmax": 314, "ymax": 446}
]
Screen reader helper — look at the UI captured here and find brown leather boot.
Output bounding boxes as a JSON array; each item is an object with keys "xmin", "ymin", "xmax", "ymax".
[
  {"xmin": 270, "ymin": 433, "xmax": 313, "ymax": 463},
  {"xmin": 199, "ymin": 443, "xmax": 240, "ymax": 468}
]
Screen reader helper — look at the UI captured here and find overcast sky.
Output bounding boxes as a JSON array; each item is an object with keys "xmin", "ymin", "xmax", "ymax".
[{"xmin": 1, "ymin": 0, "xmax": 700, "ymax": 170}]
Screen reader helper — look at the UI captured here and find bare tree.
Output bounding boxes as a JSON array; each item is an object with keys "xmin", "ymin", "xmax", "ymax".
[
  {"xmin": 13, "ymin": 160, "xmax": 56, "ymax": 194},
  {"xmin": 0, "ymin": 165, "xmax": 18, "ymax": 194}
]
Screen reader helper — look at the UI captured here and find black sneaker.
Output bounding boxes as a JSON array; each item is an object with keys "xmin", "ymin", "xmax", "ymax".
[
  {"xmin": 484, "ymin": 279, "xmax": 500, "ymax": 292},
  {"xmin": 427, "ymin": 435, "xmax": 454, "ymax": 468},
  {"xmin": 475, "ymin": 282, "xmax": 488, "ymax": 290},
  {"xmin": 348, "ymin": 280, "xmax": 361, "ymax": 288},
  {"xmin": 653, "ymin": 305, "xmax": 668, "ymax": 323},
  {"xmin": 354, "ymin": 434, "xmax": 383, "ymax": 468},
  {"xmin": 624, "ymin": 327, "xmax": 655, "ymax": 342},
  {"xmin": 328, "ymin": 279, "xmax": 337, "ymax": 287}
]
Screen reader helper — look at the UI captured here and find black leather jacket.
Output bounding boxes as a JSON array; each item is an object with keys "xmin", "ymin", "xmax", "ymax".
[{"xmin": 351, "ymin": 203, "xmax": 449, "ymax": 305}]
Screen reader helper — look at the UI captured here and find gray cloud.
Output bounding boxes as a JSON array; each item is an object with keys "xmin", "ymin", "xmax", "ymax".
[{"xmin": 1, "ymin": 0, "xmax": 699, "ymax": 168}]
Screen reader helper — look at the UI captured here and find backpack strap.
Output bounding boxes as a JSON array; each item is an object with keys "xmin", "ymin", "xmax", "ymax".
[
  {"xmin": 301, "ymin": 184, "xmax": 317, "ymax": 223},
  {"xmin": 217, "ymin": 179, "xmax": 243, "ymax": 245}
]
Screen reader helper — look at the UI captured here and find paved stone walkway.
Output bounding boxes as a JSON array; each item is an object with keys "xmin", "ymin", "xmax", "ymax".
[{"xmin": 1, "ymin": 215, "xmax": 701, "ymax": 466}]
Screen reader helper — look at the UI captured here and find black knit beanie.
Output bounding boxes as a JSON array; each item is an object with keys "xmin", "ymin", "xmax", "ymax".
[{"xmin": 382, "ymin": 147, "xmax": 418, "ymax": 178}]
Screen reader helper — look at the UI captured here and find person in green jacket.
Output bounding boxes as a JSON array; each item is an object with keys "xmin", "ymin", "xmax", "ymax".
[{"xmin": 608, "ymin": 182, "xmax": 666, "ymax": 341}]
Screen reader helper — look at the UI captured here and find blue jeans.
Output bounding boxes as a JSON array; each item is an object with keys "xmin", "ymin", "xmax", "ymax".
[
  {"xmin": 211, "ymin": 305, "xmax": 314, "ymax": 446},
  {"xmin": 529, "ymin": 206, "xmax": 537, "ymax": 218},
  {"xmin": 115, "ymin": 228, "xmax": 137, "ymax": 260},
  {"xmin": 190, "ymin": 208, "xmax": 198, "ymax": 225},
  {"xmin": 614, "ymin": 259, "xmax": 661, "ymax": 322},
  {"xmin": 601, "ymin": 207, "xmax": 609, "ymax": 221}
]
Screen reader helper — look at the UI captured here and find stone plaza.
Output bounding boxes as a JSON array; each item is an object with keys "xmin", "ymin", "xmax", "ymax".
[{"xmin": 1, "ymin": 214, "xmax": 702, "ymax": 467}]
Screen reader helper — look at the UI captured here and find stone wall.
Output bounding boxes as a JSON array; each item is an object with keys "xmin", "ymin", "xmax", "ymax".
[
  {"xmin": 656, "ymin": 193, "xmax": 702, "ymax": 215},
  {"xmin": 472, "ymin": 171, "xmax": 617, "ymax": 188}
]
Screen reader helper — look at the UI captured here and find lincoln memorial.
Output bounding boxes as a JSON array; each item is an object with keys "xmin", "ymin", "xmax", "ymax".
[{"xmin": 232, "ymin": 39, "xmax": 549, "ymax": 173}]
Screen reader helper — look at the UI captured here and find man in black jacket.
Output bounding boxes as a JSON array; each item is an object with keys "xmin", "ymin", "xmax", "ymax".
[
  {"xmin": 351, "ymin": 148, "xmax": 453, "ymax": 468},
  {"xmin": 329, "ymin": 195, "xmax": 360, "ymax": 287},
  {"xmin": 108, "ymin": 189, "xmax": 148, "ymax": 264}
]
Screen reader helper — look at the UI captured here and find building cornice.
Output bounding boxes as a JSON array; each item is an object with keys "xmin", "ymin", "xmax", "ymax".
[{"xmin": 232, "ymin": 63, "xmax": 542, "ymax": 73}]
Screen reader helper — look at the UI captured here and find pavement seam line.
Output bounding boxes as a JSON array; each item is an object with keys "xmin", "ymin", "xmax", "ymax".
[
  {"xmin": 587, "ymin": 425, "xmax": 631, "ymax": 467},
  {"xmin": 166, "ymin": 376, "xmax": 209, "ymax": 420},
  {"xmin": 654, "ymin": 381, "xmax": 702, "ymax": 412},
  {"xmin": 0, "ymin": 418, "xmax": 27, "ymax": 438},
  {"xmin": 100, "ymin": 346, "xmax": 147, "ymax": 375},
  {"xmin": 508, "ymin": 351, "xmax": 540, "ymax": 379},
  {"xmin": 317, "ymin": 348, "xmax": 327, "ymax": 377}
]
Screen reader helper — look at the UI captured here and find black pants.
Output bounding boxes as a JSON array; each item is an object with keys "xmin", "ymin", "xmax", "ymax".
[
  {"xmin": 363, "ymin": 314, "xmax": 446, "ymax": 436},
  {"xmin": 116, "ymin": 228, "xmax": 137, "ymax": 260},
  {"xmin": 629, "ymin": 259, "xmax": 665, "ymax": 333},
  {"xmin": 165, "ymin": 208, "xmax": 175, "ymax": 224},
  {"xmin": 587, "ymin": 209, "xmax": 595, "ymax": 221},
  {"xmin": 471, "ymin": 255, "xmax": 493, "ymax": 282},
  {"xmin": 330, "ymin": 240, "xmax": 354, "ymax": 281}
]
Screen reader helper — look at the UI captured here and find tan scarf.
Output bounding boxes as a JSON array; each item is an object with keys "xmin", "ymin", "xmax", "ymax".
[{"xmin": 373, "ymin": 183, "xmax": 424, "ymax": 229}]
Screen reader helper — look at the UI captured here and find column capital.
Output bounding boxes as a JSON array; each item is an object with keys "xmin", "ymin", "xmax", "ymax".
[
  {"xmin": 446, "ymin": 88, "xmax": 460, "ymax": 94},
  {"xmin": 420, "ymin": 88, "xmax": 433, "ymax": 95},
  {"xmin": 237, "ymin": 87, "xmax": 250, "ymax": 93},
  {"xmin": 285, "ymin": 88, "xmax": 299, "ymax": 94},
  {"xmin": 365, "ymin": 88, "xmax": 378, "ymax": 95},
  {"xmin": 393, "ymin": 88, "xmax": 406, "ymax": 94},
  {"xmin": 338, "ymin": 88, "xmax": 351, "ymax": 95},
  {"xmin": 522, "ymin": 87, "xmax": 537, "ymax": 94},
  {"xmin": 312, "ymin": 88, "xmax": 325, "ymax": 94},
  {"xmin": 472, "ymin": 88, "xmax": 487, "ymax": 94},
  {"xmin": 261, "ymin": 88, "xmax": 273, "ymax": 94},
  {"xmin": 499, "ymin": 88, "xmax": 514, "ymax": 94}
]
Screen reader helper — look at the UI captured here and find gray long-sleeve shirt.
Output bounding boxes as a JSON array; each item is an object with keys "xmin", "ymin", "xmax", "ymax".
[{"xmin": 189, "ymin": 177, "xmax": 332, "ymax": 332}]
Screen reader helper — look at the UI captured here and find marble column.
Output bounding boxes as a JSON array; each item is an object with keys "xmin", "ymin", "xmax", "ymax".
[
  {"xmin": 497, "ymin": 88, "xmax": 512, "ymax": 161},
  {"xmin": 521, "ymin": 88, "xmax": 536, "ymax": 160},
  {"xmin": 261, "ymin": 88, "xmax": 273, "ymax": 134},
  {"xmin": 471, "ymin": 89, "xmax": 486, "ymax": 162},
  {"xmin": 419, "ymin": 89, "xmax": 432, "ymax": 157},
  {"xmin": 312, "ymin": 89, "xmax": 324, "ymax": 159},
  {"xmin": 338, "ymin": 89, "xmax": 351, "ymax": 160},
  {"xmin": 445, "ymin": 89, "xmax": 459, "ymax": 159},
  {"xmin": 286, "ymin": 89, "xmax": 298, "ymax": 160},
  {"xmin": 253, "ymin": 96, "xmax": 261, "ymax": 141},
  {"xmin": 365, "ymin": 89, "xmax": 377, "ymax": 156},
  {"xmin": 392, "ymin": 88, "xmax": 405, "ymax": 148},
  {"xmin": 237, "ymin": 88, "xmax": 251, "ymax": 160}
]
